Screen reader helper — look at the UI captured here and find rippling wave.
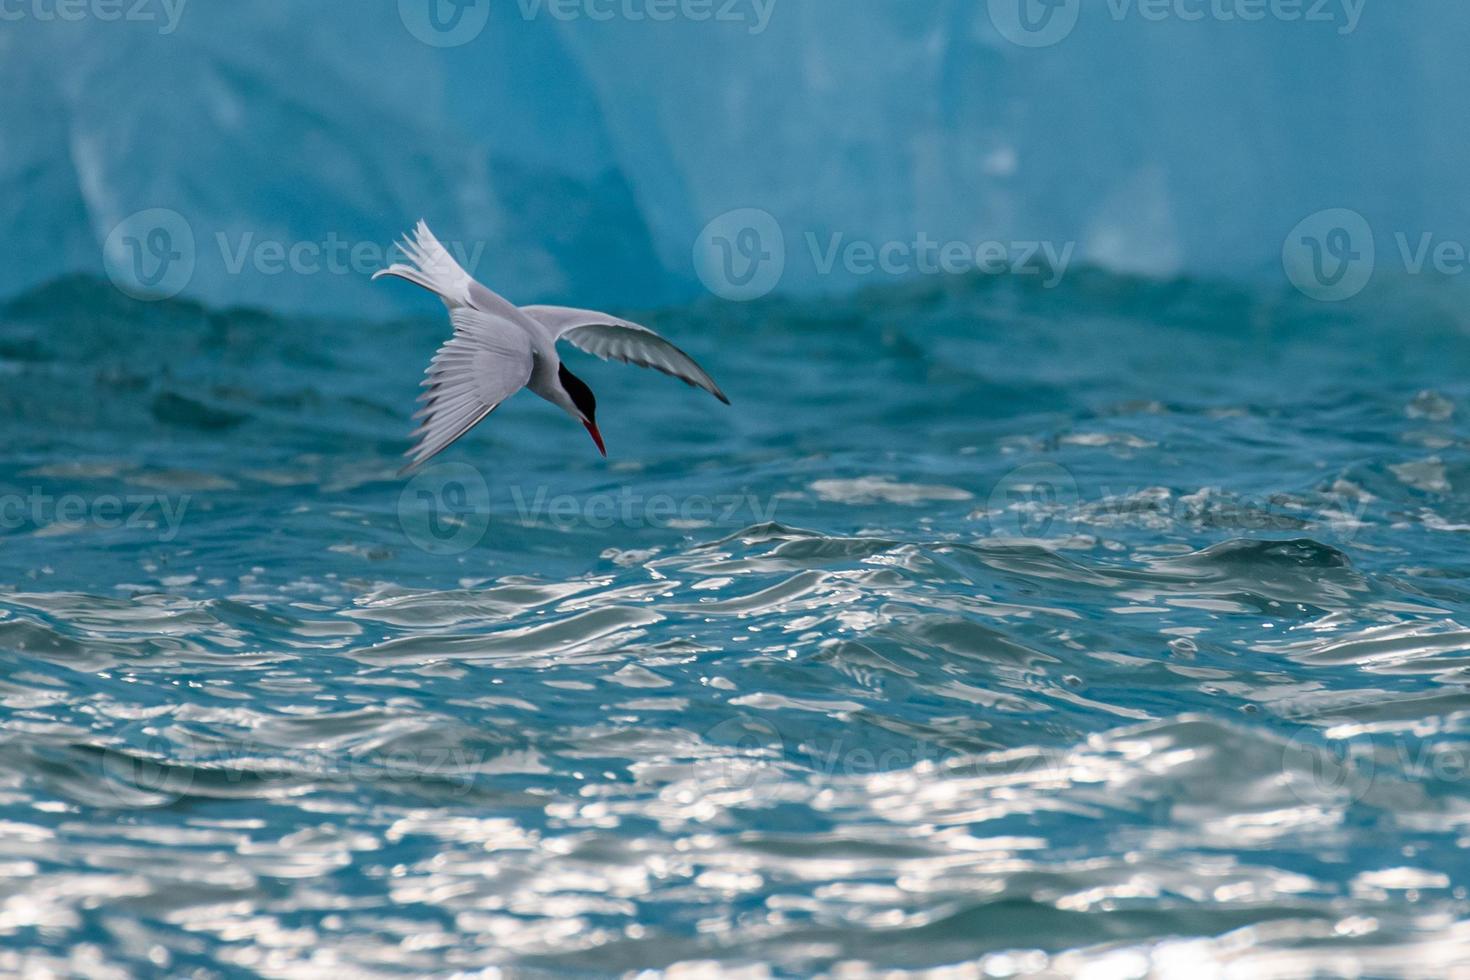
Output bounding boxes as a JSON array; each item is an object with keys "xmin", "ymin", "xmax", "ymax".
[{"xmin": 3, "ymin": 273, "xmax": 1470, "ymax": 974}]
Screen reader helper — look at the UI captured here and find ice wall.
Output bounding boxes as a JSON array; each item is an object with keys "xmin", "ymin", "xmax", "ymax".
[{"xmin": 2, "ymin": 0, "xmax": 1465, "ymax": 312}]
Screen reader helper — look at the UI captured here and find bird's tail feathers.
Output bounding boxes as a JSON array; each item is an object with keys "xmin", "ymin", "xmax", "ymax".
[{"xmin": 372, "ymin": 220, "xmax": 474, "ymax": 307}]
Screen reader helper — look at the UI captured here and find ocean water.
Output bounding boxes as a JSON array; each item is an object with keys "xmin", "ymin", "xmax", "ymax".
[{"xmin": 4, "ymin": 271, "xmax": 1470, "ymax": 976}]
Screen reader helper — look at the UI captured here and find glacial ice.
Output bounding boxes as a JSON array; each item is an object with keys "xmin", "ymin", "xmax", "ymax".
[{"xmin": 2, "ymin": 0, "xmax": 1466, "ymax": 313}]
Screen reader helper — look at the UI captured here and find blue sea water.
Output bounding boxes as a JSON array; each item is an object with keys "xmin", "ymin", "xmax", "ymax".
[{"xmin": 3, "ymin": 271, "xmax": 1470, "ymax": 975}]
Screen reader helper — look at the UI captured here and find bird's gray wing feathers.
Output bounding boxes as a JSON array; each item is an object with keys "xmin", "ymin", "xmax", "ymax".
[
  {"xmin": 468, "ymin": 280, "xmax": 533, "ymax": 324},
  {"xmin": 403, "ymin": 307, "xmax": 534, "ymax": 474},
  {"xmin": 525, "ymin": 305, "xmax": 729, "ymax": 405}
]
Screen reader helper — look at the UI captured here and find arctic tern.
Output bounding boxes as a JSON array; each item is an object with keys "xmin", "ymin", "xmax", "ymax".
[{"xmin": 374, "ymin": 221, "xmax": 729, "ymax": 473}]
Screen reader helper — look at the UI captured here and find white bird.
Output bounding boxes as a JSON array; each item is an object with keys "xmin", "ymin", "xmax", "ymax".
[{"xmin": 373, "ymin": 221, "xmax": 729, "ymax": 474}]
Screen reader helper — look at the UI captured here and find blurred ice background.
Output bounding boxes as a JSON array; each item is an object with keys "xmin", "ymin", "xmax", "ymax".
[{"xmin": 3, "ymin": 0, "xmax": 1461, "ymax": 314}]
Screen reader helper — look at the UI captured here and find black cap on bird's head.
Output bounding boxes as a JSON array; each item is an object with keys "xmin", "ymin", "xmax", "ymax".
[{"xmin": 559, "ymin": 364, "xmax": 605, "ymax": 457}]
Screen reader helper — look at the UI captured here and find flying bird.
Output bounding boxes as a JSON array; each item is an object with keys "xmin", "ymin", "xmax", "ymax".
[{"xmin": 374, "ymin": 221, "xmax": 729, "ymax": 473}]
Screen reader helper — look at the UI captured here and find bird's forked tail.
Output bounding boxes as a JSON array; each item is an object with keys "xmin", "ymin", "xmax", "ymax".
[{"xmin": 372, "ymin": 220, "xmax": 474, "ymax": 308}]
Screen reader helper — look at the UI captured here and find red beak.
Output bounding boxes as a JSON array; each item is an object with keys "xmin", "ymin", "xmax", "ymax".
[{"xmin": 582, "ymin": 419, "xmax": 607, "ymax": 457}]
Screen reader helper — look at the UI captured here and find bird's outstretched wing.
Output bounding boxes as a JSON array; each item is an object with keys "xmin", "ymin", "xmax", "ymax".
[
  {"xmin": 403, "ymin": 307, "xmax": 534, "ymax": 474},
  {"xmin": 524, "ymin": 305, "xmax": 730, "ymax": 405}
]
